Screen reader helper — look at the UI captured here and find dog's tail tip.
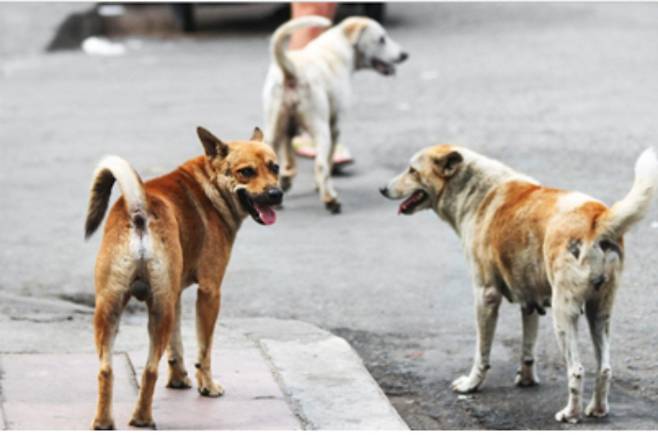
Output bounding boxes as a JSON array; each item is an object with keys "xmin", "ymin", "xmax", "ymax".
[
  {"xmin": 634, "ymin": 146, "xmax": 658, "ymax": 184},
  {"xmin": 84, "ymin": 154, "xmax": 146, "ymax": 240},
  {"xmin": 598, "ymin": 147, "xmax": 658, "ymax": 238}
]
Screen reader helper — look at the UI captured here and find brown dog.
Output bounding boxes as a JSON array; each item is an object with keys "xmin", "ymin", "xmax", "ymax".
[{"xmin": 85, "ymin": 126, "xmax": 282, "ymax": 429}]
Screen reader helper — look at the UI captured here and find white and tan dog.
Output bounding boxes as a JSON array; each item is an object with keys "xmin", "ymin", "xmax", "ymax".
[
  {"xmin": 263, "ymin": 15, "xmax": 408, "ymax": 213},
  {"xmin": 381, "ymin": 145, "xmax": 658, "ymax": 423}
]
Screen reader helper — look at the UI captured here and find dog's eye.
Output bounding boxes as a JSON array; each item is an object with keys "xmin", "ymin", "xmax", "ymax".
[
  {"xmin": 238, "ymin": 167, "xmax": 256, "ymax": 178},
  {"xmin": 379, "ymin": 36, "xmax": 386, "ymax": 45},
  {"xmin": 408, "ymin": 167, "xmax": 417, "ymax": 175},
  {"xmin": 270, "ymin": 163, "xmax": 280, "ymax": 175}
]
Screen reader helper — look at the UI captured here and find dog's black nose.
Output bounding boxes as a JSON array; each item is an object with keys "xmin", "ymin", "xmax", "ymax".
[
  {"xmin": 267, "ymin": 187, "xmax": 283, "ymax": 204},
  {"xmin": 379, "ymin": 186, "xmax": 389, "ymax": 197},
  {"xmin": 399, "ymin": 52, "xmax": 409, "ymax": 62},
  {"xmin": 591, "ymin": 275, "xmax": 606, "ymax": 291}
]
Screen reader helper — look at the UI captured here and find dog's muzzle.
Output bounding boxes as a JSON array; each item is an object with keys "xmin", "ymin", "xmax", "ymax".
[
  {"xmin": 265, "ymin": 187, "xmax": 283, "ymax": 205},
  {"xmin": 371, "ymin": 52, "xmax": 409, "ymax": 76},
  {"xmin": 380, "ymin": 186, "xmax": 428, "ymax": 215},
  {"xmin": 238, "ymin": 187, "xmax": 283, "ymax": 226}
]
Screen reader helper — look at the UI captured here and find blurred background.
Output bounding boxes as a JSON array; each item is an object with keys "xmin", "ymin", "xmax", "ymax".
[{"xmin": 1, "ymin": 2, "xmax": 658, "ymax": 430}]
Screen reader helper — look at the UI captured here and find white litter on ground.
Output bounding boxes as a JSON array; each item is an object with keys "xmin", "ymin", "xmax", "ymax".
[
  {"xmin": 98, "ymin": 4, "xmax": 125, "ymax": 17},
  {"xmin": 81, "ymin": 37, "xmax": 126, "ymax": 56}
]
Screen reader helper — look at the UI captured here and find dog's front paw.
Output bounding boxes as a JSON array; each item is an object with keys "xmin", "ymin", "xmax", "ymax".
[
  {"xmin": 166, "ymin": 375, "xmax": 192, "ymax": 389},
  {"xmin": 129, "ymin": 414, "xmax": 156, "ymax": 429},
  {"xmin": 325, "ymin": 199, "xmax": 341, "ymax": 214},
  {"xmin": 514, "ymin": 366, "xmax": 540, "ymax": 387},
  {"xmin": 555, "ymin": 406, "xmax": 582, "ymax": 424},
  {"xmin": 585, "ymin": 401, "xmax": 609, "ymax": 418},
  {"xmin": 451, "ymin": 375, "xmax": 481, "ymax": 394},
  {"xmin": 198, "ymin": 380, "xmax": 225, "ymax": 398},
  {"xmin": 91, "ymin": 417, "xmax": 115, "ymax": 430}
]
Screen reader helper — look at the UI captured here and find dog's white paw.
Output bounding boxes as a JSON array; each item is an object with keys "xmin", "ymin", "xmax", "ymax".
[
  {"xmin": 555, "ymin": 406, "xmax": 582, "ymax": 424},
  {"xmin": 585, "ymin": 401, "xmax": 609, "ymax": 418},
  {"xmin": 451, "ymin": 375, "xmax": 481, "ymax": 394}
]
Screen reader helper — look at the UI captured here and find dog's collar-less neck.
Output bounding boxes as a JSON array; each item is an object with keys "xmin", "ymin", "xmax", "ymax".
[
  {"xmin": 350, "ymin": 32, "xmax": 364, "ymax": 71},
  {"xmin": 189, "ymin": 161, "xmax": 245, "ymax": 239},
  {"xmin": 435, "ymin": 162, "xmax": 503, "ymax": 236}
]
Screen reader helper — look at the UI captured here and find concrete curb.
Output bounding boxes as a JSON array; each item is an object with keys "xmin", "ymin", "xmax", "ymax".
[
  {"xmin": 0, "ymin": 291, "xmax": 94, "ymax": 315},
  {"xmin": 229, "ymin": 318, "xmax": 409, "ymax": 430},
  {"xmin": 0, "ymin": 309, "xmax": 407, "ymax": 430}
]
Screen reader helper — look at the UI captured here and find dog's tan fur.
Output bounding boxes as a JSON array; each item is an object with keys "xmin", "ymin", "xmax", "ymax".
[
  {"xmin": 85, "ymin": 127, "xmax": 281, "ymax": 429},
  {"xmin": 382, "ymin": 145, "xmax": 658, "ymax": 423}
]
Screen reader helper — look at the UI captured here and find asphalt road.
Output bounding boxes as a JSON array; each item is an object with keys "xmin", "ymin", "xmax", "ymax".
[{"xmin": 1, "ymin": 2, "xmax": 658, "ymax": 429}]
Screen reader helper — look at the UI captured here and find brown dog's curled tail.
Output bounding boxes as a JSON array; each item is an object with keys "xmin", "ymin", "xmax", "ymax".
[{"xmin": 84, "ymin": 155, "xmax": 147, "ymax": 239}]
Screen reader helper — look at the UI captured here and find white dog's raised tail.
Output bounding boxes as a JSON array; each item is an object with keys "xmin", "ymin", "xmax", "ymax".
[
  {"xmin": 599, "ymin": 147, "xmax": 658, "ymax": 237},
  {"xmin": 85, "ymin": 155, "xmax": 147, "ymax": 239},
  {"xmin": 270, "ymin": 15, "xmax": 332, "ymax": 79}
]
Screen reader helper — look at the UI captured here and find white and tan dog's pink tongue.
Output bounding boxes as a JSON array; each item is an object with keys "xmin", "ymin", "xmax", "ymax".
[{"xmin": 255, "ymin": 204, "xmax": 277, "ymax": 225}]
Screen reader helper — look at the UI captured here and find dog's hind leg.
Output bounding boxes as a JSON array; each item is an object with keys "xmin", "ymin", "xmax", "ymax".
[
  {"xmin": 584, "ymin": 297, "xmax": 613, "ymax": 418},
  {"xmin": 91, "ymin": 290, "xmax": 128, "ymax": 430},
  {"xmin": 166, "ymin": 297, "xmax": 192, "ymax": 389},
  {"xmin": 452, "ymin": 285, "xmax": 502, "ymax": 393},
  {"xmin": 552, "ymin": 291, "xmax": 584, "ymax": 424},
  {"xmin": 280, "ymin": 133, "xmax": 297, "ymax": 193},
  {"xmin": 267, "ymin": 111, "xmax": 297, "ymax": 192},
  {"xmin": 129, "ymin": 292, "xmax": 176, "ymax": 428},
  {"xmin": 195, "ymin": 287, "xmax": 224, "ymax": 397},
  {"xmin": 515, "ymin": 307, "xmax": 540, "ymax": 386},
  {"xmin": 308, "ymin": 119, "xmax": 340, "ymax": 213},
  {"xmin": 329, "ymin": 117, "xmax": 340, "ymax": 174}
]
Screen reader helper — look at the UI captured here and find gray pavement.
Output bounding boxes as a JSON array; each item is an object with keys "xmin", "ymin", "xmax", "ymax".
[
  {"xmin": 1, "ymin": 2, "xmax": 658, "ymax": 429},
  {"xmin": 0, "ymin": 293, "xmax": 406, "ymax": 430}
]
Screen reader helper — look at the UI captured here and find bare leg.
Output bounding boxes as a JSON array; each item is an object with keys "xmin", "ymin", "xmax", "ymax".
[
  {"xmin": 129, "ymin": 298, "xmax": 175, "ymax": 428},
  {"xmin": 585, "ymin": 300, "xmax": 612, "ymax": 418},
  {"xmin": 195, "ymin": 287, "xmax": 224, "ymax": 397},
  {"xmin": 452, "ymin": 286, "xmax": 502, "ymax": 393},
  {"xmin": 91, "ymin": 293, "xmax": 126, "ymax": 430},
  {"xmin": 552, "ymin": 294, "xmax": 584, "ymax": 424},
  {"xmin": 515, "ymin": 307, "xmax": 540, "ymax": 386},
  {"xmin": 289, "ymin": 2, "xmax": 337, "ymax": 50},
  {"xmin": 166, "ymin": 297, "xmax": 192, "ymax": 389}
]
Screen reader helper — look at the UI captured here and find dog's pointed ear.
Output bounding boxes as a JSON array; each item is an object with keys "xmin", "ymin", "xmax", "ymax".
[
  {"xmin": 250, "ymin": 127, "xmax": 264, "ymax": 142},
  {"xmin": 342, "ymin": 17, "xmax": 368, "ymax": 45},
  {"xmin": 433, "ymin": 150, "xmax": 463, "ymax": 177},
  {"xmin": 197, "ymin": 126, "xmax": 229, "ymax": 159}
]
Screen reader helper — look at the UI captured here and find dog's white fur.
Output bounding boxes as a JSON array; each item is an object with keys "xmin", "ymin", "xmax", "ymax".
[
  {"xmin": 262, "ymin": 15, "xmax": 407, "ymax": 212},
  {"xmin": 383, "ymin": 145, "xmax": 658, "ymax": 423},
  {"xmin": 92, "ymin": 155, "xmax": 146, "ymax": 213}
]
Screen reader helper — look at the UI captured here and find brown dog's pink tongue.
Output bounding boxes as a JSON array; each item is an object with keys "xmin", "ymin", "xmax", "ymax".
[{"xmin": 255, "ymin": 204, "xmax": 276, "ymax": 225}]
